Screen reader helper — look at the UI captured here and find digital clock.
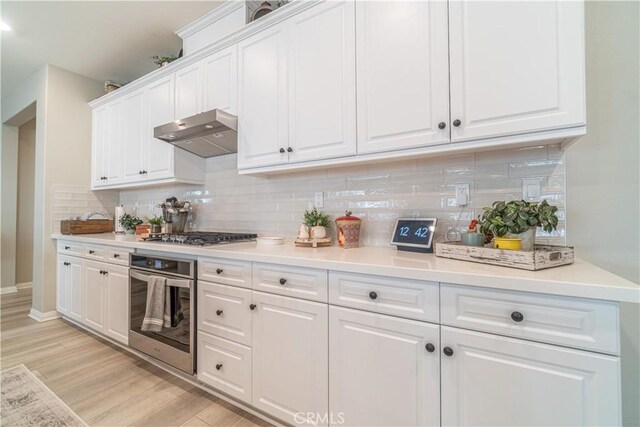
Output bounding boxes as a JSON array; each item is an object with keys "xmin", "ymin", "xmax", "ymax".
[{"xmin": 390, "ymin": 218, "xmax": 438, "ymax": 253}]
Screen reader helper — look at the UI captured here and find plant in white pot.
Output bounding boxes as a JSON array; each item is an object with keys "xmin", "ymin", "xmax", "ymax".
[
  {"xmin": 119, "ymin": 213, "xmax": 143, "ymax": 235},
  {"xmin": 478, "ymin": 200, "xmax": 559, "ymax": 251},
  {"xmin": 303, "ymin": 207, "xmax": 331, "ymax": 239}
]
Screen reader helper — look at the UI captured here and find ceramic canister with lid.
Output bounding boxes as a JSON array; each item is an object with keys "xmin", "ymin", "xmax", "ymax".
[{"xmin": 335, "ymin": 211, "xmax": 362, "ymax": 249}]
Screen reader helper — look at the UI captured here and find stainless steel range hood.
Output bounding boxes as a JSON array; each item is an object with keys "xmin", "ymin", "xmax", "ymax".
[{"xmin": 154, "ymin": 109, "xmax": 238, "ymax": 158}]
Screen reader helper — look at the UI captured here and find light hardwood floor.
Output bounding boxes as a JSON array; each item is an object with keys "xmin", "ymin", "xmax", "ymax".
[{"xmin": 0, "ymin": 288, "xmax": 271, "ymax": 427}]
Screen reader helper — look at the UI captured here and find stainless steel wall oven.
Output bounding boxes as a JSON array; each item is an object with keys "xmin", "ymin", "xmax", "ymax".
[{"xmin": 129, "ymin": 253, "xmax": 196, "ymax": 374}]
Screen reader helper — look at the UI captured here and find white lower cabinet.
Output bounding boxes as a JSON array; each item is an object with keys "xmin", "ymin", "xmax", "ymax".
[
  {"xmin": 440, "ymin": 326, "xmax": 620, "ymax": 427},
  {"xmin": 58, "ymin": 256, "xmax": 129, "ymax": 345},
  {"xmin": 198, "ymin": 332, "xmax": 252, "ymax": 404},
  {"xmin": 329, "ymin": 306, "xmax": 440, "ymax": 427},
  {"xmin": 198, "ymin": 281, "xmax": 252, "ymax": 346},
  {"xmin": 57, "ymin": 255, "xmax": 83, "ymax": 321},
  {"xmin": 252, "ymin": 291, "xmax": 329, "ymax": 426}
]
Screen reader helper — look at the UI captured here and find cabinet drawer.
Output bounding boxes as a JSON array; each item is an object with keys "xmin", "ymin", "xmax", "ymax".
[
  {"xmin": 199, "ymin": 257, "xmax": 252, "ymax": 289},
  {"xmin": 105, "ymin": 247, "xmax": 133, "ymax": 266},
  {"xmin": 198, "ymin": 281, "xmax": 252, "ymax": 346},
  {"xmin": 253, "ymin": 263, "xmax": 327, "ymax": 302},
  {"xmin": 57, "ymin": 240, "xmax": 84, "ymax": 256},
  {"xmin": 84, "ymin": 245, "xmax": 107, "ymax": 261},
  {"xmin": 441, "ymin": 284, "xmax": 619, "ymax": 354},
  {"xmin": 329, "ymin": 272, "xmax": 439, "ymax": 323},
  {"xmin": 197, "ymin": 331, "xmax": 252, "ymax": 405}
]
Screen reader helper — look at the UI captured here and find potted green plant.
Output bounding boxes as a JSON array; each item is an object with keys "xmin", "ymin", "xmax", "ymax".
[
  {"xmin": 151, "ymin": 55, "xmax": 178, "ymax": 67},
  {"xmin": 147, "ymin": 215, "xmax": 163, "ymax": 234},
  {"xmin": 478, "ymin": 200, "xmax": 559, "ymax": 251},
  {"xmin": 303, "ymin": 207, "xmax": 331, "ymax": 239},
  {"xmin": 119, "ymin": 213, "xmax": 143, "ymax": 235}
]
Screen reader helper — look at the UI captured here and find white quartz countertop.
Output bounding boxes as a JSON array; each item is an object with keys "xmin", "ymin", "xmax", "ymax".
[{"xmin": 52, "ymin": 233, "xmax": 640, "ymax": 304}]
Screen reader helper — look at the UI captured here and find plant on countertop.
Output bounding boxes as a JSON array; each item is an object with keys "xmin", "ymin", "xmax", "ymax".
[
  {"xmin": 303, "ymin": 207, "xmax": 331, "ymax": 228},
  {"xmin": 478, "ymin": 199, "xmax": 559, "ymax": 237},
  {"xmin": 151, "ymin": 55, "xmax": 178, "ymax": 67},
  {"xmin": 147, "ymin": 215, "xmax": 163, "ymax": 226},
  {"xmin": 119, "ymin": 213, "xmax": 143, "ymax": 231}
]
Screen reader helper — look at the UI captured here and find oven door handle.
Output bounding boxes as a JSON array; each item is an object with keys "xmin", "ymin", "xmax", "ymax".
[{"xmin": 130, "ymin": 270, "xmax": 192, "ymax": 289}]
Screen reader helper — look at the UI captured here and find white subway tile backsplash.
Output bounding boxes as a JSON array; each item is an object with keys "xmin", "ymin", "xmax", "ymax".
[{"xmin": 118, "ymin": 148, "xmax": 567, "ymax": 246}]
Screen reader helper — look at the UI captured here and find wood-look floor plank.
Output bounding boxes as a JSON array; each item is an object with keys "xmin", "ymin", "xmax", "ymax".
[{"xmin": 0, "ymin": 289, "xmax": 270, "ymax": 427}]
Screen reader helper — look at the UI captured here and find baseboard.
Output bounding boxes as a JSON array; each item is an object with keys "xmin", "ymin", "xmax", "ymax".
[
  {"xmin": 28, "ymin": 308, "xmax": 62, "ymax": 322},
  {"xmin": 0, "ymin": 286, "xmax": 18, "ymax": 295},
  {"xmin": 16, "ymin": 282, "xmax": 33, "ymax": 290}
]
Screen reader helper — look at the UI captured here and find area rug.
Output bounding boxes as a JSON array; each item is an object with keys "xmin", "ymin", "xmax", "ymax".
[{"xmin": 1, "ymin": 364, "xmax": 87, "ymax": 426}]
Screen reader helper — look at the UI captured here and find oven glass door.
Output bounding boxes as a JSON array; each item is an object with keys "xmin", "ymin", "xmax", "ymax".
[{"xmin": 130, "ymin": 271, "xmax": 192, "ymax": 354}]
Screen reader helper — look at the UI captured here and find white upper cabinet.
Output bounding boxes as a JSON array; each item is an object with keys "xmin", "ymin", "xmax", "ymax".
[
  {"xmin": 356, "ymin": 1, "xmax": 450, "ymax": 154},
  {"xmin": 287, "ymin": 0, "xmax": 356, "ymax": 163},
  {"xmin": 441, "ymin": 326, "xmax": 620, "ymax": 427},
  {"xmin": 145, "ymin": 74, "xmax": 176, "ymax": 181},
  {"xmin": 203, "ymin": 45, "xmax": 238, "ymax": 114},
  {"xmin": 448, "ymin": 0, "xmax": 586, "ymax": 142},
  {"xmin": 237, "ymin": 24, "xmax": 289, "ymax": 169},
  {"xmin": 122, "ymin": 89, "xmax": 147, "ymax": 182},
  {"xmin": 91, "ymin": 106, "xmax": 108, "ymax": 187},
  {"xmin": 175, "ymin": 61, "xmax": 203, "ymax": 119},
  {"xmin": 105, "ymin": 101, "xmax": 124, "ymax": 184}
]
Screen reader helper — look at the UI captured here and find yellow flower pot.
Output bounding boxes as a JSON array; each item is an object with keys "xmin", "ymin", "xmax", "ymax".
[{"xmin": 493, "ymin": 237, "xmax": 522, "ymax": 251}]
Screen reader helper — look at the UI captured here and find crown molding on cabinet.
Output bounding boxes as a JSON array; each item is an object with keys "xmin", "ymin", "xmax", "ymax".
[
  {"xmin": 88, "ymin": 0, "xmax": 321, "ymax": 109},
  {"xmin": 176, "ymin": 1, "xmax": 246, "ymax": 39}
]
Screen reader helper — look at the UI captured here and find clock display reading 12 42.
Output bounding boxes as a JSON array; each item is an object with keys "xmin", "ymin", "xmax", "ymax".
[{"xmin": 390, "ymin": 218, "xmax": 438, "ymax": 253}]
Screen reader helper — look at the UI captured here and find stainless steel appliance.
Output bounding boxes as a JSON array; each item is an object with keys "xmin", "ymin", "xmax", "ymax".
[
  {"xmin": 154, "ymin": 109, "xmax": 238, "ymax": 158},
  {"xmin": 142, "ymin": 231, "xmax": 258, "ymax": 246},
  {"xmin": 129, "ymin": 253, "xmax": 196, "ymax": 374}
]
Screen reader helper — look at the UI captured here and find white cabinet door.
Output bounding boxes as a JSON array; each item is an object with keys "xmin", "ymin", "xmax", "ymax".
[
  {"xmin": 441, "ymin": 326, "xmax": 621, "ymax": 426},
  {"xmin": 105, "ymin": 100, "xmax": 124, "ymax": 184},
  {"xmin": 252, "ymin": 291, "xmax": 328, "ymax": 426},
  {"xmin": 175, "ymin": 61, "xmax": 203, "ymax": 119},
  {"xmin": 105, "ymin": 265, "xmax": 129, "ymax": 345},
  {"xmin": 145, "ymin": 74, "xmax": 175, "ymax": 180},
  {"xmin": 84, "ymin": 261, "xmax": 106, "ymax": 333},
  {"xmin": 67, "ymin": 257, "xmax": 84, "ymax": 323},
  {"xmin": 91, "ymin": 106, "xmax": 108, "ymax": 188},
  {"xmin": 287, "ymin": 1, "xmax": 356, "ymax": 163},
  {"xmin": 356, "ymin": 1, "xmax": 450, "ymax": 154},
  {"xmin": 329, "ymin": 307, "xmax": 440, "ymax": 427},
  {"xmin": 238, "ymin": 24, "xmax": 289, "ymax": 169},
  {"xmin": 122, "ymin": 89, "xmax": 147, "ymax": 183},
  {"xmin": 449, "ymin": 1, "xmax": 586, "ymax": 141},
  {"xmin": 203, "ymin": 45, "xmax": 238, "ymax": 115},
  {"xmin": 57, "ymin": 256, "xmax": 71, "ymax": 315}
]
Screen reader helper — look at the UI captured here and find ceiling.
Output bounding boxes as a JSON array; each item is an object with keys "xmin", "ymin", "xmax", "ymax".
[{"xmin": 1, "ymin": 1, "xmax": 223, "ymax": 91}]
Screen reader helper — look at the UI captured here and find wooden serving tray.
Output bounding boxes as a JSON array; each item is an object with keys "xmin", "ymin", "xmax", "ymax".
[
  {"xmin": 295, "ymin": 237, "xmax": 333, "ymax": 248},
  {"xmin": 435, "ymin": 242, "xmax": 574, "ymax": 271},
  {"xmin": 61, "ymin": 219, "xmax": 113, "ymax": 235}
]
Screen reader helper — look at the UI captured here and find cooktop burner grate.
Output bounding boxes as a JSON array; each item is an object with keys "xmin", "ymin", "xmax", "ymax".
[{"xmin": 143, "ymin": 231, "xmax": 258, "ymax": 246}]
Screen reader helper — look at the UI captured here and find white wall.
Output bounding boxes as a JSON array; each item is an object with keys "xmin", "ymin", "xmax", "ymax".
[
  {"xmin": 16, "ymin": 118, "xmax": 36, "ymax": 285},
  {"xmin": 566, "ymin": 2, "xmax": 639, "ymax": 425},
  {"xmin": 1, "ymin": 125, "xmax": 19, "ymax": 291},
  {"xmin": 1, "ymin": 64, "xmax": 104, "ymax": 314}
]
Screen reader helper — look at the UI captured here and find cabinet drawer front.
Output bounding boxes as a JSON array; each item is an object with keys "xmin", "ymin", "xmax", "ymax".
[
  {"xmin": 199, "ymin": 257, "xmax": 252, "ymax": 289},
  {"xmin": 84, "ymin": 245, "xmax": 107, "ymax": 261},
  {"xmin": 58, "ymin": 241, "xmax": 84, "ymax": 256},
  {"xmin": 253, "ymin": 263, "xmax": 328, "ymax": 302},
  {"xmin": 441, "ymin": 284, "xmax": 619, "ymax": 354},
  {"xmin": 197, "ymin": 331, "xmax": 252, "ymax": 405},
  {"xmin": 329, "ymin": 272, "xmax": 439, "ymax": 323},
  {"xmin": 198, "ymin": 281, "xmax": 252, "ymax": 346},
  {"xmin": 105, "ymin": 247, "xmax": 133, "ymax": 266}
]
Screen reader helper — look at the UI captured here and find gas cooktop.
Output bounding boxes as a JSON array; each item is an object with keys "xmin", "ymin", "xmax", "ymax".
[{"xmin": 143, "ymin": 231, "xmax": 258, "ymax": 246}]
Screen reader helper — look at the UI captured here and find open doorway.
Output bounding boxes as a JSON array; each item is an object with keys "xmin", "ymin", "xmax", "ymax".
[{"xmin": 16, "ymin": 118, "xmax": 36, "ymax": 289}]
